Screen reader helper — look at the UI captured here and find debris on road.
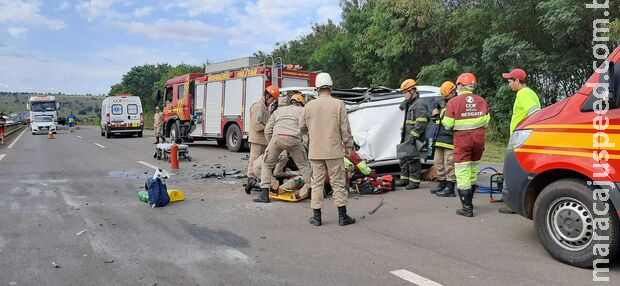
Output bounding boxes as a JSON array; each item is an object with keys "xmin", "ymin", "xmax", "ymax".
[
  {"xmin": 52, "ymin": 262, "xmax": 60, "ymax": 269},
  {"xmin": 368, "ymin": 198, "xmax": 385, "ymax": 215},
  {"xmin": 104, "ymin": 260, "xmax": 115, "ymax": 264},
  {"xmin": 75, "ymin": 230, "xmax": 87, "ymax": 236}
]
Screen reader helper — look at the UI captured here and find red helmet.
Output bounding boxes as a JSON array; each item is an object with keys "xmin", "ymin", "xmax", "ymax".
[
  {"xmin": 265, "ymin": 85, "xmax": 280, "ymax": 99},
  {"xmin": 456, "ymin": 73, "xmax": 477, "ymax": 86}
]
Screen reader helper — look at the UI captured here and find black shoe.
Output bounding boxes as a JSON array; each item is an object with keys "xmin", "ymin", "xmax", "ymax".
[
  {"xmin": 456, "ymin": 188, "xmax": 474, "ymax": 217},
  {"xmin": 395, "ymin": 179, "xmax": 409, "ymax": 187},
  {"xmin": 430, "ymin": 180, "xmax": 446, "ymax": 194},
  {"xmin": 153, "ymin": 142, "xmax": 158, "ymax": 144},
  {"xmin": 436, "ymin": 181, "xmax": 456, "ymax": 197},
  {"xmin": 337, "ymin": 206, "xmax": 356, "ymax": 226},
  {"xmin": 253, "ymin": 188, "xmax": 270, "ymax": 203},
  {"xmin": 244, "ymin": 178, "xmax": 255, "ymax": 194},
  {"xmin": 309, "ymin": 208, "xmax": 322, "ymax": 226},
  {"xmin": 405, "ymin": 182, "xmax": 420, "ymax": 190}
]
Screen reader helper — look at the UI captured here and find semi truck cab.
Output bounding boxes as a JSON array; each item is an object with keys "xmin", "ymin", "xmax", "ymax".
[{"xmin": 503, "ymin": 46, "xmax": 620, "ymax": 267}]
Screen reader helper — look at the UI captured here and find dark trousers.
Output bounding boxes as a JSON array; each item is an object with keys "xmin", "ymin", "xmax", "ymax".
[{"xmin": 399, "ymin": 158, "xmax": 421, "ymax": 183}]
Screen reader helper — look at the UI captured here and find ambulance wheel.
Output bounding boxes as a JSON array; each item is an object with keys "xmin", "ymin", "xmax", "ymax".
[
  {"xmin": 106, "ymin": 129, "xmax": 111, "ymax": 138},
  {"xmin": 226, "ymin": 124, "xmax": 243, "ymax": 152},
  {"xmin": 138, "ymin": 131, "xmax": 143, "ymax": 138},
  {"xmin": 533, "ymin": 178, "xmax": 620, "ymax": 268}
]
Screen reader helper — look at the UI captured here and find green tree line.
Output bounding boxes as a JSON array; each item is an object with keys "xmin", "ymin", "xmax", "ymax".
[{"xmin": 110, "ymin": 0, "xmax": 619, "ymax": 140}]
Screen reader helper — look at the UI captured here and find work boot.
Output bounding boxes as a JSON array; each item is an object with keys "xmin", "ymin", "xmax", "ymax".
[
  {"xmin": 338, "ymin": 206, "xmax": 356, "ymax": 226},
  {"xmin": 430, "ymin": 180, "xmax": 446, "ymax": 194},
  {"xmin": 405, "ymin": 182, "xmax": 420, "ymax": 190},
  {"xmin": 244, "ymin": 178, "xmax": 255, "ymax": 194},
  {"xmin": 252, "ymin": 188, "xmax": 270, "ymax": 203},
  {"xmin": 436, "ymin": 181, "xmax": 456, "ymax": 197},
  {"xmin": 456, "ymin": 188, "xmax": 474, "ymax": 217},
  {"xmin": 309, "ymin": 208, "xmax": 322, "ymax": 226},
  {"xmin": 395, "ymin": 179, "xmax": 409, "ymax": 188}
]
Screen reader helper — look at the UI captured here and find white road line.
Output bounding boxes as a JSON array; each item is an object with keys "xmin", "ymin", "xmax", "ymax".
[
  {"xmin": 7, "ymin": 128, "xmax": 27, "ymax": 149},
  {"xmin": 0, "ymin": 154, "xmax": 5, "ymax": 162},
  {"xmin": 390, "ymin": 270, "xmax": 444, "ymax": 286},
  {"xmin": 137, "ymin": 161, "xmax": 159, "ymax": 170},
  {"xmin": 77, "ymin": 135, "xmax": 83, "ymax": 139},
  {"xmin": 94, "ymin": 143, "xmax": 106, "ymax": 148}
]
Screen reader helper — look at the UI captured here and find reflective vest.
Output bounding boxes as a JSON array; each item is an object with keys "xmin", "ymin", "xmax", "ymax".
[
  {"xmin": 434, "ymin": 107, "xmax": 454, "ymax": 149},
  {"xmin": 510, "ymin": 87, "xmax": 541, "ymax": 134},
  {"xmin": 442, "ymin": 91, "xmax": 490, "ymax": 131}
]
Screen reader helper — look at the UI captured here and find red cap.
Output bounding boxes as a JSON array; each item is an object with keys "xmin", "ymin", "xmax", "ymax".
[{"xmin": 502, "ymin": 68, "xmax": 527, "ymax": 81}]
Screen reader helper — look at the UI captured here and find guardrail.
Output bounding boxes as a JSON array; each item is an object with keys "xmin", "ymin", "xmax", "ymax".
[{"xmin": 4, "ymin": 123, "xmax": 26, "ymax": 138}]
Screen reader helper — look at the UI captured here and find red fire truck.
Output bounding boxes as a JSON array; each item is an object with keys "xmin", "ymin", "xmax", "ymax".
[{"xmin": 162, "ymin": 58, "xmax": 316, "ymax": 151}]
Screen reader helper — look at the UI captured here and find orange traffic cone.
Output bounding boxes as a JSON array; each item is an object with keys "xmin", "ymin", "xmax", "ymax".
[{"xmin": 48, "ymin": 130, "xmax": 55, "ymax": 139}]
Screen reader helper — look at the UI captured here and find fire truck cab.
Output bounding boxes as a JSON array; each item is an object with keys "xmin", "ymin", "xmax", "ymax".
[
  {"xmin": 503, "ymin": 46, "xmax": 620, "ymax": 267},
  {"xmin": 162, "ymin": 57, "xmax": 316, "ymax": 151}
]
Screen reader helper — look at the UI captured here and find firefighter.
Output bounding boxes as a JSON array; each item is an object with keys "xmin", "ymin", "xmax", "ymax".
[
  {"xmin": 443, "ymin": 73, "xmax": 490, "ymax": 217},
  {"xmin": 254, "ymin": 93, "xmax": 312, "ymax": 203},
  {"xmin": 302, "ymin": 72, "xmax": 356, "ymax": 226},
  {"xmin": 502, "ymin": 68, "xmax": 541, "ymax": 135},
  {"xmin": 153, "ymin": 106, "xmax": 165, "ymax": 144},
  {"xmin": 395, "ymin": 79, "xmax": 429, "ymax": 190},
  {"xmin": 245, "ymin": 85, "xmax": 279, "ymax": 194},
  {"xmin": 431, "ymin": 81, "xmax": 458, "ymax": 197}
]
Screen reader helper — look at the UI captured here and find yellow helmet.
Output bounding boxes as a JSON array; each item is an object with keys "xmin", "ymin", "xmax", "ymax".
[
  {"xmin": 399, "ymin": 79, "xmax": 417, "ymax": 91},
  {"xmin": 439, "ymin": 81, "xmax": 457, "ymax": 97},
  {"xmin": 290, "ymin": 93, "xmax": 305, "ymax": 106}
]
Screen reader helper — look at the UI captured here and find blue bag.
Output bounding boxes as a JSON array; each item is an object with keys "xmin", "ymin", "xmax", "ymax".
[{"xmin": 145, "ymin": 177, "xmax": 170, "ymax": 207}]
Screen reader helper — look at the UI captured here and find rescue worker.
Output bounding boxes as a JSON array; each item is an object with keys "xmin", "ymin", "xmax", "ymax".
[
  {"xmin": 246, "ymin": 151, "xmax": 290, "ymax": 194},
  {"xmin": 153, "ymin": 106, "xmax": 164, "ymax": 144},
  {"xmin": 0, "ymin": 113, "xmax": 5, "ymax": 145},
  {"xmin": 302, "ymin": 72, "xmax": 356, "ymax": 226},
  {"xmin": 502, "ymin": 68, "xmax": 541, "ymax": 135},
  {"xmin": 431, "ymin": 81, "xmax": 458, "ymax": 197},
  {"xmin": 443, "ymin": 73, "xmax": 490, "ymax": 217},
  {"xmin": 395, "ymin": 79, "xmax": 429, "ymax": 190},
  {"xmin": 67, "ymin": 112, "xmax": 78, "ymax": 133},
  {"xmin": 254, "ymin": 93, "xmax": 312, "ymax": 203},
  {"xmin": 245, "ymin": 85, "xmax": 278, "ymax": 193}
]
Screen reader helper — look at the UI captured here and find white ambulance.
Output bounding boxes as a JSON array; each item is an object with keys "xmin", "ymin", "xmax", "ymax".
[{"xmin": 100, "ymin": 94, "xmax": 144, "ymax": 138}]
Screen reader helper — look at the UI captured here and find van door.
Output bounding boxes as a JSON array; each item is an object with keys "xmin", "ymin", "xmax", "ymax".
[{"xmin": 125, "ymin": 100, "xmax": 141, "ymax": 128}]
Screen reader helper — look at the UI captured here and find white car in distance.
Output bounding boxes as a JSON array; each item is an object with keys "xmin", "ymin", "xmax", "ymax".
[{"xmin": 31, "ymin": 115, "xmax": 57, "ymax": 135}]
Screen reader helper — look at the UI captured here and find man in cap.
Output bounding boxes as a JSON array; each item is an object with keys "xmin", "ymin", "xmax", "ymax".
[
  {"xmin": 302, "ymin": 73, "xmax": 356, "ymax": 226},
  {"xmin": 502, "ymin": 68, "xmax": 541, "ymax": 135}
]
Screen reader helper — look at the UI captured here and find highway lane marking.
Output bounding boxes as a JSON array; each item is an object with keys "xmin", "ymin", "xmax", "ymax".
[
  {"xmin": 0, "ymin": 154, "xmax": 5, "ymax": 162},
  {"xmin": 7, "ymin": 128, "xmax": 27, "ymax": 149},
  {"xmin": 77, "ymin": 135, "xmax": 83, "ymax": 139},
  {"xmin": 137, "ymin": 161, "xmax": 159, "ymax": 170},
  {"xmin": 390, "ymin": 270, "xmax": 444, "ymax": 286},
  {"xmin": 94, "ymin": 143, "xmax": 106, "ymax": 148}
]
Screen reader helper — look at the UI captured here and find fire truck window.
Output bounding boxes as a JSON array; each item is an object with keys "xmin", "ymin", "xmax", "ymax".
[
  {"xmin": 581, "ymin": 61, "xmax": 620, "ymax": 112},
  {"xmin": 178, "ymin": 85, "xmax": 185, "ymax": 100},
  {"xmin": 165, "ymin": 87, "xmax": 173, "ymax": 102}
]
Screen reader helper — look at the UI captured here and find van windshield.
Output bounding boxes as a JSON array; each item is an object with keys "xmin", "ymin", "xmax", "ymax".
[{"xmin": 31, "ymin": 102, "xmax": 56, "ymax": 112}]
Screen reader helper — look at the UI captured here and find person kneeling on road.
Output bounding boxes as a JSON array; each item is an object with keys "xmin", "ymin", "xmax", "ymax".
[
  {"xmin": 254, "ymin": 92, "xmax": 312, "ymax": 203},
  {"xmin": 245, "ymin": 151, "xmax": 289, "ymax": 194},
  {"xmin": 302, "ymin": 73, "xmax": 356, "ymax": 226},
  {"xmin": 431, "ymin": 81, "xmax": 457, "ymax": 198}
]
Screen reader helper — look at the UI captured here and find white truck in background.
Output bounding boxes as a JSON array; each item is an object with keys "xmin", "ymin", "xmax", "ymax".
[{"xmin": 27, "ymin": 95, "xmax": 59, "ymax": 123}]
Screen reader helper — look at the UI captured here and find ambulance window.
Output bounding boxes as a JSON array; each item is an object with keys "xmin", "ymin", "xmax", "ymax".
[
  {"xmin": 581, "ymin": 61, "xmax": 620, "ymax": 112},
  {"xmin": 178, "ymin": 85, "xmax": 185, "ymax": 100},
  {"xmin": 127, "ymin": 104, "xmax": 138, "ymax": 115},
  {"xmin": 112, "ymin": 104, "xmax": 123, "ymax": 115}
]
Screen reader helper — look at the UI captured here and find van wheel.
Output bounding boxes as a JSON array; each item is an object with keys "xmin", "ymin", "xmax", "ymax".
[
  {"xmin": 138, "ymin": 131, "xmax": 143, "ymax": 138},
  {"xmin": 533, "ymin": 178, "xmax": 620, "ymax": 268},
  {"xmin": 106, "ymin": 128, "xmax": 111, "ymax": 139},
  {"xmin": 226, "ymin": 124, "xmax": 243, "ymax": 152},
  {"xmin": 101, "ymin": 130, "xmax": 105, "ymax": 137}
]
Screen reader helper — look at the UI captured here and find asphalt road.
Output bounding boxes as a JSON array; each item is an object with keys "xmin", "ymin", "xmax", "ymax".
[{"xmin": 0, "ymin": 126, "xmax": 617, "ymax": 286}]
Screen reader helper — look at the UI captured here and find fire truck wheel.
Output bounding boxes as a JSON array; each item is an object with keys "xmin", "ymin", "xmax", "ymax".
[
  {"xmin": 226, "ymin": 124, "xmax": 243, "ymax": 152},
  {"xmin": 533, "ymin": 178, "xmax": 620, "ymax": 268},
  {"xmin": 170, "ymin": 122, "xmax": 180, "ymax": 143}
]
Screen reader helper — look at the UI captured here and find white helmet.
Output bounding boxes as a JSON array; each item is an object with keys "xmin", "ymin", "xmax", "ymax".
[{"xmin": 315, "ymin": 72, "xmax": 333, "ymax": 89}]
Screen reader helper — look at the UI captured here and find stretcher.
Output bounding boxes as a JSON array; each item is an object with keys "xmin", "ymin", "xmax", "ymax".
[{"xmin": 153, "ymin": 143, "xmax": 191, "ymax": 162}]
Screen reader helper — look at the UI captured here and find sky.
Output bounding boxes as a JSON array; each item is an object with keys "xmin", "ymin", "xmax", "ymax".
[{"xmin": 0, "ymin": 0, "xmax": 342, "ymax": 95}]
